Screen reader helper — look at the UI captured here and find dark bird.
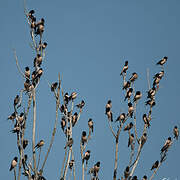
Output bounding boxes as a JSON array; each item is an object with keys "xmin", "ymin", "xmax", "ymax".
[
  {"xmin": 35, "ymin": 18, "xmax": 45, "ymax": 36},
  {"xmin": 153, "ymin": 71, "xmax": 164, "ymax": 79},
  {"xmin": 9, "ymin": 157, "xmax": 18, "ymax": 171},
  {"xmin": 124, "ymin": 166, "xmax": 130, "ymax": 179},
  {"xmin": 35, "ymin": 140, "xmax": 44, "ymax": 149},
  {"xmin": 69, "ymin": 159, "xmax": 74, "ymax": 169},
  {"xmin": 30, "ymin": 16, "xmax": 36, "ymax": 30},
  {"xmin": 88, "ymin": 118, "xmax": 94, "ymax": 133},
  {"xmin": 142, "ymin": 175, "xmax": 147, "ymax": 180},
  {"xmin": 173, "ymin": 126, "xmax": 179, "ymax": 140},
  {"xmin": 65, "ymin": 127, "xmax": 71, "ymax": 140},
  {"xmin": 64, "ymin": 138, "xmax": 73, "ymax": 149},
  {"xmin": 81, "ymin": 131, "xmax": 87, "ymax": 145},
  {"xmin": 132, "ymin": 176, "xmax": 138, "ymax": 180},
  {"xmin": 147, "ymin": 87, "xmax": 156, "ymax": 99},
  {"xmin": 38, "ymin": 176, "xmax": 47, "ymax": 180},
  {"xmin": 23, "ymin": 139, "xmax": 28, "ymax": 149},
  {"xmin": 34, "ymin": 54, "xmax": 43, "ymax": 67},
  {"xmin": 51, "ymin": 82, "xmax": 58, "ymax": 92},
  {"xmin": 76, "ymin": 100, "xmax": 85, "ymax": 109},
  {"xmin": 18, "ymin": 112, "xmax": 24, "ymax": 124},
  {"xmin": 27, "ymin": 10, "xmax": 35, "ymax": 19},
  {"xmin": 105, "ymin": 100, "xmax": 113, "ymax": 121},
  {"xmin": 38, "ymin": 42, "xmax": 47, "ymax": 51},
  {"xmin": 24, "ymin": 79, "xmax": 32, "ymax": 91},
  {"xmin": 124, "ymin": 122, "xmax": 133, "ymax": 131},
  {"xmin": 133, "ymin": 91, "xmax": 142, "ymax": 102},
  {"xmin": 128, "ymin": 133, "xmax": 134, "ymax": 147},
  {"xmin": 123, "ymin": 81, "xmax": 131, "ymax": 90},
  {"xmin": 25, "ymin": 67, "xmax": 30, "ymax": 79},
  {"xmin": 72, "ymin": 112, "xmax": 78, "ymax": 127},
  {"xmin": 89, "ymin": 161, "xmax": 100, "ymax": 177},
  {"xmin": 7, "ymin": 112, "xmax": 16, "ymax": 121},
  {"xmin": 161, "ymin": 137, "xmax": 172, "ymax": 153},
  {"xmin": 124, "ymin": 88, "xmax": 133, "ymax": 101},
  {"xmin": 14, "ymin": 95, "xmax": 20, "ymax": 107},
  {"xmin": 83, "ymin": 150, "xmax": 91, "ymax": 164},
  {"xmin": 140, "ymin": 133, "xmax": 147, "ymax": 147},
  {"xmin": 127, "ymin": 102, "xmax": 134, "ymax": 118},
  {"xmin": 61, "ymin": 116, "xmax": 66, "ymax": 132},
  {"xmin": 64, "ymin": 93, "xmax": 70, "ymax": 105},
  {"xmin": 156, "ymin": 56, "xmax": 168, "ymax": 66},
  {"xmin": 11, "ymin": 124, "xmax": 20, "ymax": 133},
  {"xmin": 153, "ymin": 77, "xmax": 161, "ymax": 89},
  {"xmin": 145, "ymin": 99, "xmax": 156, "ymax": 107},
  {"xmin": 143, "ymin": 114, "xmax": 150, "ymax": 127},
  {"xmin": 70, "ymin": 92, "xmax": 77, "ymax": 100},
  {"xmin": 130, "ymin": 72, "xmax": 138, "ymax": 82},
  {"xmin": 60, "ymin": 104, "xmax": 67, "ymax": 114},
  {"xmin": 116, "ymin": 113, "xmax": 126, "ymax": 123},
  {"xmin": 120, "ymin": 61, "xmax": 128, "ymax": 75},
  {"xmin": 151, "ymin": 160, "xmax": 159, "ymax": 170}
]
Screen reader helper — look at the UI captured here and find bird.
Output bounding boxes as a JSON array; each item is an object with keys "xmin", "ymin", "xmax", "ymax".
[
  {"xmin": 76, "ymin": 100, "xmax": 85, "ymax": 109},
  {"xmin": 124, "ymin": 166, "xmax": 130, "ymax": 179},
  {"xmin": 14, "ymin": 95, "xmax": 20, "ymax": 107},
  {"xmin": 25, "ymin": 67, "xmax": 30, "ymax": 79},
  {"xmin": 9, "ymin": 157, "xmax": 18, "ymax": 171},
  {"xmin": 142, "ymin": 175, "xmax": 147, "ymax": 180},
  {"xmin": 88, "ymin": 118, "xmax": 94, "ymax": 133},
  {"xmin": 145, "ymin": 99, "xmax": 156, "ymax": 107},
  {"xmin": 129, "ymin": 72, "xmax": 138, "ymax": 82},
  {"xmin": 123, "ymin": 81, "xmax": 131, "ymax": 90},
  {"xmin": 70, "ymin": 92, "xmax": 77, "ymax": 100},
  {"xmin": 116, "ymin": 113, "xmax": 126, "ymax": 123},
  {"xmin": 23, "ymin": 139, "xmax": 28, "ymax": 149},
  {"xmin": 34, "ymin": 54, "xmax": 43, "ymax": 67},
  {"xmin": 132, "ymin": 176, "xmax": 138, "ymax": 180},
  {"xmin": 11, "ymin": 124, "xmax": 20, "ymax": 133},
  {"xmin": 7, "ymin": 112, "xmax": 16, "ymax": 122},
  {"xmin": 27, "ymin": 10, "xmax": 35, "ymax": 19},
  {"xmin": 156, "ymin": 56, "xmax": 168, "ymax": 66},
  {"xmin": 133, "ymin": 91, "xmax": 142, "ymax": 102},
  {"xmin": 140, "ymin": 133, "xmax": 147, "ymax": 147},
  {"xmin": 81, "ymin": 131, "xmax": 87, "ymax": 145},
  {"xmin": 72, "ymin": 112, "xmax": 78, "ymax": 127},
  {"xmin": 38, "ymin": 42, "xmax": 47, "ymax": 51},
  {"xmin": 35, "ymin": 18, "xmax": 45, "ymax": 36},
  {"xmin": 120, "ymin": 61, "xmax": 128, "ymax": 75},
  {"xmin": 69, "ymin": 159, "xmax": 74, "ymax": 169},
  {"xmin": 51, "ymin": 82, "xmax": 58, "ymax": 92},
  {"xmin": 142, "ymin": 114, "xmax": 150, "ymax": 127},
  {"xmin": 124, "ymin": 122, "xmax": 133, "ymax": 131},
  {"xmin": 64, "ymin": 93, "xmax": 70, "ymax": 105},
  {"xmin": 153, "ymin": 77, "xmax": 161, "ymax": 89},
  {"xmin": 89, "ymin": 161, "xmax": 100, "ymax": 177},
  {"xmin": 65, "ymin": 127, "xmax": 71, "ymax": 140},
  {"xmin": 161, "ymin": 137, "xmax": 172, "ymax": 153},
  {"xmin": 61, "ymin": 117, "xmax": 66, "ymax": 132},
  {"xmin": 35, "ymin": 140, "xmax": 44, "ymax": 149},
  {"xmin": 151, "ymin": 160, "xmax": 159, "ymax": 170},
  {"xmin": 83, "ymin": 150, "xmax": 91, "ymax": 164},
  {"xmin": 18, "ymin": 112, "xmax": 24, "ymax": 124},
  {"xmin": 173, "ymin": 126, "xmax": 179, "ymax": 140},
  {"xmin": 105, "ymin": 100, "xmax": 113, "ymax": 121},
  {"xmin": 153, "ymin": 71, "xmax": 164, "ymax": 79},
  {"xmin": 127, "ymin": 102, "xmax": 134, "ymax": 118},
  {"xmin": 124, "ymin": 88, "xmax": 133, "ymax": 101},
  {"xmin": 24, "ymin": 79, "xmax": 31, "ymax": 91},
  {"xmin": 147, "ymin": 87, "xmax": 156, "ymax": 99},
  {"xmin": 128, "ymin": 133, "xmax": 134, "ymax": 147},
  {"xmin": 64, "ymin": 138, "xmax": 73, "ymax": 149}
]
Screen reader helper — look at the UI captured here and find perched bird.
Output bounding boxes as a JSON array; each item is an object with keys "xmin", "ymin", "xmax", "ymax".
[
  {"xmin": 70, "ymin": 92, "xmax": 77, "ymax": 100},
  {"xmin": 156, "ymin": 56, "xmax": 168, "ymax": 66},
  {"xmin": 18, "ymin": 112, "xmax": 24, "ymax": 124},
  {"xmin": 24, "ymin": 79, "xmax": 31, "ymax": 91},
  {"xmin": 143, "ymin": 114, "xmax": 150, "ymax": 127},
  {"xmin": 7, "ymin": 112, "xmax": 16, "ymax": 121},
  {"xmin": 35, "ymin": 18, "xmax": 45, "ymax": 36},
  {"xmin": 124, "ymin": 122, "xmax": 133, "ymax": 131},
  {"xmin": 60, "ymin": 104, "xmax": 67, "ymax": 114},
  {"xmin": 35, "ymin": 140, "xmax": 45, "ymax": 149},
  {"xmin": 153, "ymin": 71, "xmax": 164, "ymax": 79},
  {"xmin": 11, "ymin": 124, "xmax": 20, "ymax": 133},
  {"xmin": 72, "ymin": 112, "xmax": 78, "ymax": 127},
  {"xmin": 51, "ymin": 82, "xmax": 58, "ymax": 92},
  {"xmin": 116, "ymin": 113, "xmax": 126, "ymax": 123},
  {"xmin": 34, "ymin": 54, "xmax": 42, "ymax": 67},
  {"xmin": 83, "ymin": 150, "xmax": 91, "ymax": 164},
  {"xmin": 133, "ymin": 91, "xmax": 142, "ymax": 102},
  {"xmin": 76, "ymin": 100, "xmax": 85, "ymax": 109},
  {"xmin": 140, "ymin": 133, "xmax": 147, "ymax": 147},
  {"xmin": 161, "ymin": 137, "xmax": 172, "ymax": 153},
  {"xmin": 9, "ymin": 157, "xmax": 18, "ymax": 171},
  {"xmin": 14, "ymin": 95, "xmax": 20, "ymax": 107},
  {"xmin": 153, "ymin": 77, "xmax": 161, "ymax": 89},
  {"xmin": 151, "ymin": 160, "xmax": 159, "ymax": 170},
  {"xmin": 23, "ymin": 139, "xmax": 28, "ymax": 149},
  {"xmin": 123, "ymin": 81, "xmax": 131, "ymax": 90},
  {"xmin": 173, "ymin": 126, "xmax": 179, "ymax": 140},
  {"xmin": 25, "ymin": 67, "xmax": 30, "ymax": 79},
  {"xmin": 27, "ymin": 10, "xmax": 35, "ymax": 19},
  {"xmin": 64, "ymin": 93, "xmax": 70, "ymax": 105},
  {"xmin": 132, "ymin": 176, "xmax": 138, "ymax": 180},
  {"xmin": 69, "ymin": 159, "xmax": 74, "ymax": 169},
  {"xmin": 105, "ymin": 100, "xmax": 113, "ymax": 121},
  {"xmin": 64, "ymin": 138, "xmax": 73, "ymax": 149},
  {"xmin": 89, "ymin": 161, "xmax": 100, "ymax": 177},
  {"xmin": 38, "ymin": 42, "xmax": 47, "ymax": 51},
  {"xmin": 129, "ymin": 72, "xmax": 138, "ymax": 82},
  {"xmin": 88, "ymin": 118, "xmax": 94, "ymax": 133},
  {"xmin": 127, "ymin": 102, "xmax": 134, "ymax": 118},
  {"xmin": 145, "ymin": 99, "xmax": 156, "ymax": 107},
  {"xmin": 128, "ymin": 133, "xmax": 134, "ymax": 147},
  {"xmin": 61, "ymin": 116, "xmax": 66, "ymax": 132},
  {"xmin": 81, "ymin": 131, "xmax": 87, "ymax": 145},
  {"xmin": 65, "ymin": 127, "xmax": 71, "ymax": 140},
  {"xmin": 142, "ymin": 175, "xmax": 147, "ymax": 180},
  {"xmin": 147, "ymin": 87, "xmax": 156, "ymax": 99},
  {"xmin": 120, "ymin": 61, "xmax": 128, "ymax": 75},
  {"xmin": 124, "ymin": 166, "xmax": 130, "ymax": 179},
  {"xmin": 30, "ymin": 16, "xmax": 36, "ymax": 30},
  {"xmin": 124, "ymin": 88, "xmax": 133, "ymax": 101}
]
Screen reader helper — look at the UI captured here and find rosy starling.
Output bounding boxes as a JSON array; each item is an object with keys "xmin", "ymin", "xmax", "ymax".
[
  {"xmin": 76, "ymin": 100, "xmax": 85, "ymax": 109},
  {"xmin": 156, "ymin": 56, "xmax": 168, "ymax": 65},
  {"xmin": 151, "ymin": 160, "xmax": 159, "ymax": 170},
  {"xmin": 161, "ymin": 137, "xmax": 172, "ymax": 153},
  {"xmin": 124, "ymin": 122, "xmax": 133, "ymax": 131},
  {"xmin": 25, "ymin": 67, "xmax": 30, "ymax": 79},
  {"xmin": 129, "ymin": 72, "xmax": 138, "ymax": 82},
  {"xmin": 88, "ymin": 118, "xmax": 94, "ymax": 133},
  {"xmin": 9, "ymin": 157, "xmax": 18, "ymax": 171},
  {"xmin": 83, "ymin": 150, "xmax": 91, "ymax": 164},
  {"xmin": 51, "ymin": 82, "xmax": 58, "ymax": 92},
  {"xmin": 64, "ymin": 138, "xmax": 73, "ymax": 149},
  {"xmin": 133, "ymin": 91, "xmax": 142, "ymax": 102},
  {"xmin": 120, "ymin": 61, "xmax": 128, "ymax": 75},
  {"xmin": 35, "ymin": 140, "xmax": 45, "ymax": 149},
  {"xmin": 127, "ymin": 102, "xmax": 134, "ymax": 118},
  {"xmin": 124, "ymin": 88, "xmax": 133, "ymax": 101},
  {"xmin": 124, "ymin": 166, "xmax": 130, "ymax": 179},
  {"xmin": 173, "ymin": 126, "xmax": 179, "ymax": 140},
  {"xmin": 81, "ymin": 131, "xmax": 87, "ymax": 145}
]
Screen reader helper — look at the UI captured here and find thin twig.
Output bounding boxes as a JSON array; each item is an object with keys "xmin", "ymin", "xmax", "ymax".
[{"xmin": 108, "ymin": 120, "xmax": 116, "ymax": 138}]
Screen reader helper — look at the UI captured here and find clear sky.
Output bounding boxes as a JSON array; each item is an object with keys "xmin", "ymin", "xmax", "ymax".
[{"xmin": 0, "ymin": 0, "xmax": 180, "ymax": 179}]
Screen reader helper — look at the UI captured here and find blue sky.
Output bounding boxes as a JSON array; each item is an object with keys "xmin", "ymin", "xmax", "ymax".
[{"xmin": 0, "ymin": 0, "xmax": 180, "ymax": 179}]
